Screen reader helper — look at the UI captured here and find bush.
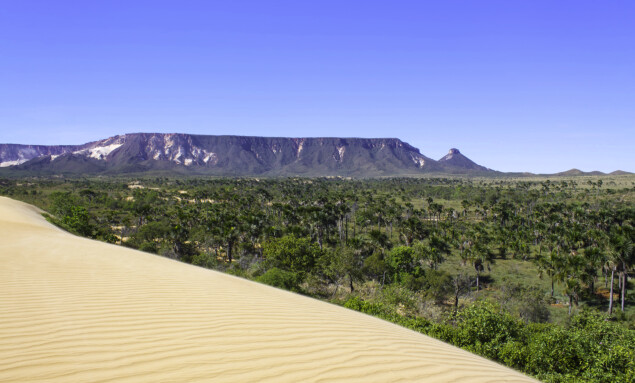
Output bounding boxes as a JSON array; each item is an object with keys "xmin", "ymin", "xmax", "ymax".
[
  {"xmin": 257, "ymin": 267, "xmax": 302, "ymax": 292},
  {"xmin": 500, "ymin": 279, "xmax": 550, "ymax": 323},
  {"xmin": 61, "ymin": 205, "xmax": 95, "ymax": 237},
  {"xmin": 420, "ymin": 269, "xmax": 453, "ymax": 303},
  {"xmin": 343, "ymin": 296, "xmax": 392, "ymax": 317},
  {"xmin": 379, "ymin": 285, "xmax": 419, "ymax": 314},
  {"xmin": 191, "ymin": 252, "xmax": 218, "ymax": 269},
  {"xmin": 263, "ymin": 235, "xmax": 321, "ymax": 277},
  {"xmin": 499, "ymin": 340, "xmax": 529, "ymax": 371},
  {"xmin": 524, "ymin": 324, "xmax": 587, "ymax": 376},
  {"xmin": 453, "ymin": 302, "xmax": 523, "ymax": 361},
  {"xmin": 138, "ymin": 241, "xmax": 159, "ymax": 254},
  {"xmin": 386, "ymin": 246, "xmax": 417, "ymax": 283}
]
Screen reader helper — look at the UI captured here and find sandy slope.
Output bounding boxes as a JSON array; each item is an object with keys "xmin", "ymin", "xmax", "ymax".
[{"xmin": 0, "ymin": 197, "xmax": 538, "ymax": 382}]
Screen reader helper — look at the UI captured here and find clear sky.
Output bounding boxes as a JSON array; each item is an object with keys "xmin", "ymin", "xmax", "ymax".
[{"xmin": 1, "ymin": 1, "xmax": 633, "ymax": 173}]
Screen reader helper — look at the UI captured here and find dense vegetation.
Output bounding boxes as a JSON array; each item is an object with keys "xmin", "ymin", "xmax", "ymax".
[{"xmin": 2, "ymin": 175, "xmax": 634, "ymax": 382}]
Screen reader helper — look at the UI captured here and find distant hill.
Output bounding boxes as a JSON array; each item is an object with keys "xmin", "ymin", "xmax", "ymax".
[
  {"xmin": 437, "ymin": 148, "xmax": 493, "ymax": 173},
  {"xmin": 609, "ymin": 170, "xmax": 633, "ymax": 176},
  {"xmin": 0, "ymin": 133, "xmax": 495, "ymax": 177},
  {"xmin": 552, "ymin": 169, "xmax": 607, "ymax": 177}
]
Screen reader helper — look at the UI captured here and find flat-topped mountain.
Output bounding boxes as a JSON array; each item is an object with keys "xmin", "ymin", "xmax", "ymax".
[{"xmin": 0, "ymin": 133, "xmax": 493, "ymax": 176}]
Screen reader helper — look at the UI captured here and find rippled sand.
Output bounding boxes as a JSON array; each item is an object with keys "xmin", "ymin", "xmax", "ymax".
[{"xmin": 0, "ymin": 197, "xmax": 537, "ymax": 382}]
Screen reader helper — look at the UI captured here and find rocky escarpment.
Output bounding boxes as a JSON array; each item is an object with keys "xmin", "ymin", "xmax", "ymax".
[{"xmin": 1, "ymin": 133, "xmax": 461, "ymax": 176}]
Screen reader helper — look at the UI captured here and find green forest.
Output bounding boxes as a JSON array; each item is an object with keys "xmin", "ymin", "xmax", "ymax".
[{"xmin": 2, "ymin": 175, "xmax": 634, "ymax": 383}]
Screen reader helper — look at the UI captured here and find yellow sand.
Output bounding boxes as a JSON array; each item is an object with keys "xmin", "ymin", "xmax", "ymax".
[{"xmin": 0, "ymin": 197, "xmax": 538, "ymax": 382}]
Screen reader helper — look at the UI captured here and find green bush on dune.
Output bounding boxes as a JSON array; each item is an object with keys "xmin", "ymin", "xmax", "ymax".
[{"xmin": 344, "ymin": 298, "xmax": 634, "ymax": 382}]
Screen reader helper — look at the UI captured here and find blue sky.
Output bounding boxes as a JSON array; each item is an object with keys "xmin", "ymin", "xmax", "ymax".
[{"xmin": 1, "ymin": 1, "xmax": 633, "ymax": 173}]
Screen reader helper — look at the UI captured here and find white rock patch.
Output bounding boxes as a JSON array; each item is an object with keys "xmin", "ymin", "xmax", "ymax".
[
  {"xmin": 0, "ymin": 159, "xmax": 28, "ymax": 167},
  {"xmin": 297, "ymin": 140, "xmax": 304, "ymax": 157},
  {"xmin": 337, "ymin": 146, "xmax": 345, "ymax": 161},
  {"xmin": 74, "ymin": 143, "xmax": 123, "ymax": 160}
]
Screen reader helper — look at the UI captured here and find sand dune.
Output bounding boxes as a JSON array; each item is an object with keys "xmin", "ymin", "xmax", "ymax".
[{"xmin": 0, "ymin": 197, "xmax": 538, "ymax": 382}]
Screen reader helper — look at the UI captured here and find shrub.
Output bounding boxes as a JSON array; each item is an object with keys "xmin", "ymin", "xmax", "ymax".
[
  {"xmin": 138, "ymin": 241, "xmax": 159, "ymax": 254},
  {"xmin": 454, "ymin": 301, "xmax": 523, "ymax": 361},
  {"xmin": 61, "ymin": 205, "xmax": 94, "ymax": 237},
  {"xmin": 343, "ymin": 296, "xmax": 392, "ymax": 317},
  {"xmin": 420, "ymin": 269, "xmax": 453, "ymax": 303},
  {"xmin": 263, "ymin": 235, "xmax": 321, "ymax": 277},
  {"xmin": 257, "ymin": 267, "xmax": 302, "ymax": 292},
  {"xmin": 524, "ymin": 324, "xmax": 588, "ymax": 376},
  {"xmin": 191, "ymin": 252, "xmax": 218, "ymax": 269}
]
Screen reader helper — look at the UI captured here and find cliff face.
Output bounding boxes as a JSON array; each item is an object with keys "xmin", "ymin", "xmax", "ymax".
[{"xmin": 0, "ymin": 133, "xmax": 451, "ymax": 176}]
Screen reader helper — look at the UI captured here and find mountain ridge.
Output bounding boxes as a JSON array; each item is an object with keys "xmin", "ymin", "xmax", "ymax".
[
  {"xmin": 0, "ymin": 133, "xmax": 452, "ymax": 176},
  {"xmin": 5, "ymin": 132, "xmax": 626, "ymax": 177},
  {"xmin": 0, "ymin": 133, "xmax": 492, "ymax": 176}
]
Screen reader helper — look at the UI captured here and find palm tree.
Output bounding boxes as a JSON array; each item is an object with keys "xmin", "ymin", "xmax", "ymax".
[
  {"xmin": 536, "ymin": 248, "xmax": 563, "ymax": 299},
  {"xmin": 562, "ymin": 250, "xmax": 585, "ymax": 315},
  {"xmin": 581, "ymin": 246, "xmax": 603, "ymax": 295},
  {"xmin": 412, "ymin": 235, "xmax": 449, "ymax": 271},
  {"xmin": 608, "ymin": 261, "xmax": 617, "ymax": 315},
  {"xmin": 610, "ymin": 233, "xmax": 633, "ymax": 313},
  {"xmin": 470, "ymin": 241, "xmax": 493, "ymax": 292}
]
